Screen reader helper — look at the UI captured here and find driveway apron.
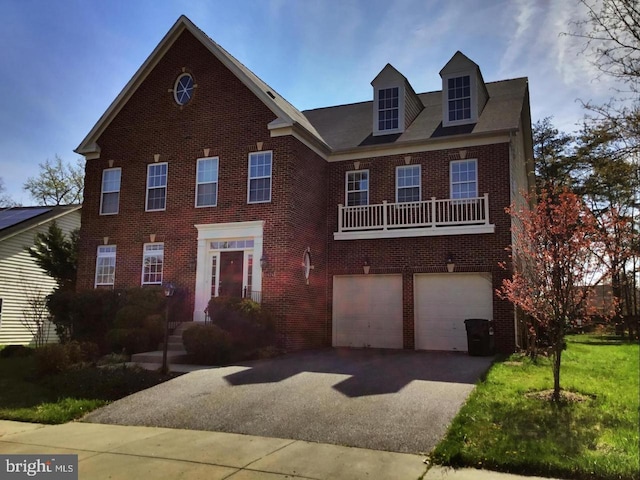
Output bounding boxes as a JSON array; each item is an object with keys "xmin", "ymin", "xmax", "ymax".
[{"xmin": 84, "ymin": 349, "xmax": 493, "ymax": 454}]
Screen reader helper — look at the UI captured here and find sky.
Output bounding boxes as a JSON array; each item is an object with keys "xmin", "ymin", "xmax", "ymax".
[{"xmin": 0, "ymin": 0, "xmax": 621, "ymax": 205}]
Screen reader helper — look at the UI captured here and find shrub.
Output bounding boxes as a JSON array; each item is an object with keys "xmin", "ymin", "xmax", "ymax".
[
  {"xmin": 206, "ymin": 297, "xmax": 275, "ymax": 353},
  {"xmin": 182, "ymin": 324, "xmax": 232, "ymax": 365},
  {"xmin": 107, "ymin": 305, "xmax": 164, "ymax": 354},
  {"xmin": 0, "ymin": 345, "xmax": 34, "ymax": 358},
  {"xmin": 35, "ymin": 344, "xmax": 70, "ymax": 376}
]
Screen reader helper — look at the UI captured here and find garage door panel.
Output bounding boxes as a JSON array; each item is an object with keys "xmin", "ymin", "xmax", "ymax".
[
  {"xmin": 415, "ymin": 273, "xmax": 493, "ymax": 351},
  {"xmin": 333, "ymin": 275, "xmax": 403, "ymax": 349}
]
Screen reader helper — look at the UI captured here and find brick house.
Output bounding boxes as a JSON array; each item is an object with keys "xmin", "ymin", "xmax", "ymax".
[{"xmin": 75, "ymin": 16, "xmax": 534, "ymax": 353}]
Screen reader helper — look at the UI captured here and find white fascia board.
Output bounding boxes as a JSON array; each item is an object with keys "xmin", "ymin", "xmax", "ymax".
[{"xmin": 333, "ymin": 224, "xmax": 495, "ymax": 241}]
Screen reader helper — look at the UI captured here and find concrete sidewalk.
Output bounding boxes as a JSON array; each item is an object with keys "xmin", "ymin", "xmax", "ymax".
[{"xmin": 0, "ymin": 421, "xmax": 560, "ymax": 480}]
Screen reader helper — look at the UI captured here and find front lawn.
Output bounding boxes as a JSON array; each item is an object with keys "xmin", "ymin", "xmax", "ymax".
[
  {"xmin": 431, "ymin": 335, "xmax": 640, "ymax": 480},
  {"xmin": 0, "ymin": 355, "xmax": 176, "ymax": 424}
]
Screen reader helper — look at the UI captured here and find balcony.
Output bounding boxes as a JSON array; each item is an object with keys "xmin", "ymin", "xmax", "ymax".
[{"xmin": 334, "ymin": 194, "xmax": 495, "ymax": 240}]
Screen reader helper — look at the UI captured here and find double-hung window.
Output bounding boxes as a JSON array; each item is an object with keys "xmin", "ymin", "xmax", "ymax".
[
  {"xmin": 142, "ymin": 243, "xmax": 164, "ymax": 285},
  {"xmin": 196, "ymin": 157, "xmax": 218, "ymax": 207},
  {"xmin": 146, "ymin": 163, "xmax": 167, "ymax": 211},
  {"xmin": 248, "ymin": 151, "xmax": 272, "ymax": 203},
  {"xmin": 447, "ymin": 75, "xmax": 471, "ymax": 122},
  {"xmin": 396, "ymin": 165, "xmax": 421, "ymax": 203},
  {"xmin": 101, "ymin": 168, "xmax": 121, "ymax": 215},
  {"xmin": 377, "ymin": 87, "xmax": 399, "ymax": 132},
  {"xmin": 451, "ymin": 159, "xmax": 477, "ymax": 199},
  {"xmin": 346, "ymin": 170, "xmax": 369, "ymax": 206},
  {"xmin": 95, "ymin": 245, "xmax": 116, "ymax": 287}
]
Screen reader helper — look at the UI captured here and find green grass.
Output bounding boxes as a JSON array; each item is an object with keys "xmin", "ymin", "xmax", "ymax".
[
  {"xmin": 431, "ymin": 335, "xmax": 640, "ymax": 480},
  {"xmin": 0, "ymin": 355, "xmax": 174, "ymax": 424}
]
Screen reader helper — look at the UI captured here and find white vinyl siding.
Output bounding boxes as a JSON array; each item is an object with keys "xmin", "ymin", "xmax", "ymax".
[
  {"xmin": 346, "ymin": 170, "xmax": 369, "ymax": 206},
  {"xmin": 146, "ymin": 163, "xmax": 168, "ymax": 211},
  {"xmin": 396, "ymin": 165, "xmax": 421, "ymax": 203},
  {"xmin": 248, "ymin": 152, "xmax": 272, "ymax": 203},
  {"xmin": 0, "ymin": 209, "xmax": 80, "ymax": 345},
  {"xmin": 100, "ymin": 168, "xmax": 121, "ymax": 215},
  {"xmin": 95, "ymin": 245, "xmax": 116, "ymax": 286},
  {"xmin": 196, "ymin": 157, "xmax": 218, "ymax": 207},
  {"xmin": 141, "ymin": 243, "xmax": 164, "ymax": 285}
]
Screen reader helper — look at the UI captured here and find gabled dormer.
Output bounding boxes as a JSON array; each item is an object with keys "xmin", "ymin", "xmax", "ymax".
[
  {"xmin": 371, "ymin": 64, "xmax": 423, "ymax": 136},
  {"xmin": 439, "ymin": 51, "xmax": 489, "ymax": 127}
]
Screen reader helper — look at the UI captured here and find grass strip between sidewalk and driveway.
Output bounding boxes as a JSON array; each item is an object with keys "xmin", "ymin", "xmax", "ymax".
[
  {"xmin": 0, "ymin": 355, "xmax": 176, "ymax": 424},
  {"xmin": 431, "ymin": 334, "xmax": 639, "ymax": 480}
]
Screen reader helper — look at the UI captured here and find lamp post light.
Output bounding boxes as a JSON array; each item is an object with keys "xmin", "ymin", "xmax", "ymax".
[{"xmin": 161, "ymin": 282, "xmax": 176, "ymax": 375}]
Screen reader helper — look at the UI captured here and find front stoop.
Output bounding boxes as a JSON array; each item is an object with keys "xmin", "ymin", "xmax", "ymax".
[{"xmin": 131, "ymin": 321, "xmax": 196, "ymax": 369}]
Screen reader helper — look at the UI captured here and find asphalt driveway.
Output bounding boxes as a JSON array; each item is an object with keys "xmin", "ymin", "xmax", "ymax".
[{"xmin": 84, "ymin": 349, "xmax": 494, "ymax": 454}]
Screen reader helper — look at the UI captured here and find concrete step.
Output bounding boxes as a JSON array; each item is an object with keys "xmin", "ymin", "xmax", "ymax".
[
  {"xmin": 173, "ymin": 322, "xmax": 196, "ymax": 335},
  {"xmin": 159, "ymin": 342, "xmax": 185, "ymax": 351},
  {"xmin": 131, "ymin": 349, "xmax": 191, "ymax": 365}
]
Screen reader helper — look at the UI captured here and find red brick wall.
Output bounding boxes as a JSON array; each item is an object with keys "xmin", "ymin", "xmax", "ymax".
[
  {"xmin": 326, "ymin": 144, "xmax": 516, "ymax": 352},
  {"xmin": 77, "ymin": 29, "xmax": 328, "ymax": 350}
]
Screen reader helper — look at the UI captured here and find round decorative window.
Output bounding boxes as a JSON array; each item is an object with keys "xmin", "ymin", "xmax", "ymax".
[
  {"xmin": 303, "ymin": 248, "xmax": 312, "ymax": 284},
  {"xmin": 174, "ymin": 73, "xmax": 194, "ymax": 105}
]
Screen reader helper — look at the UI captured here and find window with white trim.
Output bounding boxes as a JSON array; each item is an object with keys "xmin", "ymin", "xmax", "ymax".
[
  {"xmin": 451, "ymin": 159, "xmax": 478, "ymax": 199},
  {"xmin": 146, "ymin": 163, "xmax": 167, "ymax": 211},
  {"xmin": 142, "ymin": 243, "xmax": 164, "ymax": 285},
  {"xmin": 396, "ymin": 165, "xmax": 421, "ymax": 203},
  {"xmin": 346, "ymin": 170, "xmax": 369, "ymax": 206},
  {"xmin": 95, "ymin": 245, "xmax": 116, "ymax": 286},
  {"xmin": 248, "ymin": 151, "xmax": 272, "ymax": 203},
  {"xmin": 100, "ymin": 168, "xmax": 121, "ymax": 215},
  {"xmin": 377, "ymin": 87, "xmax": 399, "ymax": 132},
  {"xmin": 196, "ymin": 157, "xmax": 218, "ymax": 207},
  {"xmin": 447, "ymin": 75, "xmax": 471, "ymax": 122}
]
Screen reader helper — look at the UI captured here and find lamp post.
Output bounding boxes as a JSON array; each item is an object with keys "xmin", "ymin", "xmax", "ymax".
[{"xmin": 161, "ymin": 282, "xmax": 176, "ymax": 375}]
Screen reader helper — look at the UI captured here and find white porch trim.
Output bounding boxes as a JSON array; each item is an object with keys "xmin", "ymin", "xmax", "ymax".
[{"xmin": 194, "ymin": 221, "xmax": 264, "ymax": 322}]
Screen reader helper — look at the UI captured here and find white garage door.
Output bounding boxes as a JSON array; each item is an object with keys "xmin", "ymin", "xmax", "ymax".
[
  {"xmin": 333, "ymin": 275, "xmax": 403, "ymax": 349},
  {"xmin": 414, "ymin": 273, "xmax": 493, "ymax": 351}
]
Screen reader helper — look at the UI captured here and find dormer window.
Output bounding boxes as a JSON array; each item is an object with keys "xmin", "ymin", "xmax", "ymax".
[
  {"xmin": 447, "ymin": 75, "xmax": 471, "ymax": 122},
  {"xmin": 440, "ymin": 51, "xmax": 489, "ymax": 128},
  {"xmin": 378, "ymin": 87, "xmax": 399, "ymax": 131}
]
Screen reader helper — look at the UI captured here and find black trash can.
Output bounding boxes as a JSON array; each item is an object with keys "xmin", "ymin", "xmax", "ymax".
[{"xmin": 464, "ymin": 318, "xmax": 495, "ymax": 356}]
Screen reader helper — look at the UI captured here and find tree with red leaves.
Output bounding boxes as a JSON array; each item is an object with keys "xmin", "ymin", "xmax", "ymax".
[{"xmin": 499, "ymin": 189, "xmax": 613, "ymax": 402}]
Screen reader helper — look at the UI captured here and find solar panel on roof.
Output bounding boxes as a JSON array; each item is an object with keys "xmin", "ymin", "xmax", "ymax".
[{"xmin": 0, "ymin": 208, "xmax": 52, "ymax": 231}]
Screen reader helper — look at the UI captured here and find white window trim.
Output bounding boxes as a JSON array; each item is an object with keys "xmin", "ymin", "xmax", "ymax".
[
  {"xmin": 100, "ymin": 167, "xmax": 121, "ymax": 216},
  {"xmin": 442, "ymin": 73, "xmax": 478, "ymax": 127},
  {"xmin": 450, "ymin": 158, "xmax": 478, "ymax": 199},
  {"xmin": 345, "ymin": 169, "xmax": 370, "ymax": 206},
  {"xmin": 146, "ymin": 162, "xmax": 168, "ymax": 212},
  {"xmin": 395, "ymin": 165, "xmax": 421, "ymax": 203},
  {"xmin": 247, "ymin": 151, "xmax": 273, "ymax": 204},
  {"xmin": 195, "ymin": 157, "xmax": 219, "ymax": 208},
  {"xmin": 373, "ymin": 85, "xmax": 405, "ymax": 136},
  {"xmin": 95, "ymin": 245, "xmax": 116, "ymax": 287},
  {"xmin": 141, "ymin": 242, "xmax": 164, "ymax": 285}
]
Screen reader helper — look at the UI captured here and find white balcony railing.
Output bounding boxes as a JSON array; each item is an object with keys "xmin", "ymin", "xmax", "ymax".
[{"xmin": 336, "ymin": 194, "xmax": 491, "ymax": 235}]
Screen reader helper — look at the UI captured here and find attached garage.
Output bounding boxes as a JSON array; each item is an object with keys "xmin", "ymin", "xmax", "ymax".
[
  {"xmin": 332, "ymin": 275, "xmax": 403, "ymax": 349},
  {"xmin": 414, "ymin": 273, "xmax": 493, "ymax": 351}
]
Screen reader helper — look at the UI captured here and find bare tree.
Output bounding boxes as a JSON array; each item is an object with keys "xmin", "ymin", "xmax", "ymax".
[
  {"xmin": 20, "ymin": 280, "xmax": 52, "ymax": 348},
  {"xmin": 0, "ymin": 177, "xmax": 18, "ymax": 208},
  {"xmin": 23, "ymin": 155, "xmax": 84, "ymax": 206}
]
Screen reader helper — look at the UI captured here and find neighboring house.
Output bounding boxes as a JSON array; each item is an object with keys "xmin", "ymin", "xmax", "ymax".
[
  {"xmin": 0, "ymin": 205, "xmax": 81, "ymax": 345},
  {"xmin": 74, "ymin": 16, "xmax": 534, "ymax": 353}
]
